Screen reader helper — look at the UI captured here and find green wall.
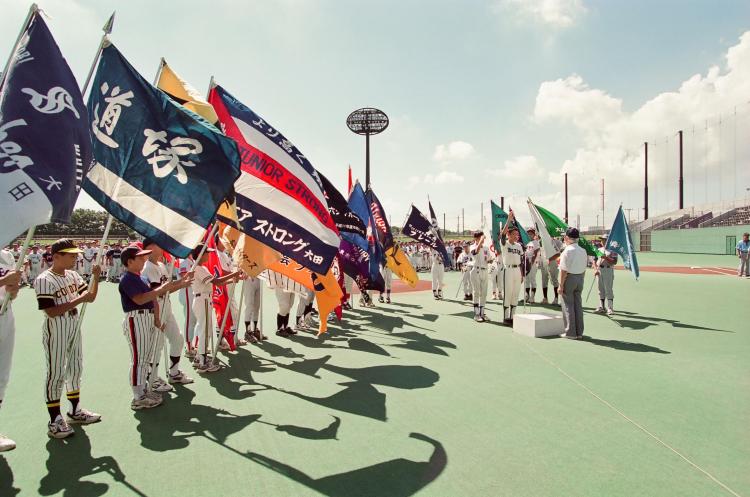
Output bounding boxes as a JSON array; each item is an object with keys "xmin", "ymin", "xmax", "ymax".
[{"xmin": 649, "ymin": 225, "xmax": 750, "ymax": 254}]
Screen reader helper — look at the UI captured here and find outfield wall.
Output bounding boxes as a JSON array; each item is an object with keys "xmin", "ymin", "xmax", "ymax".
[{"xmin": 646, "ymin": 225, "xmax": 750, "ymax": 254}]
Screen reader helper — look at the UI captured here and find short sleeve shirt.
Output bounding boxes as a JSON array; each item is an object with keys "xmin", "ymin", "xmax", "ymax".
[
  {"xmin": 0, "ymin": 250, "xmax": 16, "ymax": 302},
  {"xmin": 736, "ymin": 240, "xmax": 750, "ymax": 253},
  {"xmin": 192, "ymin": 265, "xmax": 213, "ymax": 296},
  {"xmin": 559, "ymin": 243, "xmax": 588, "ymax": 274},
  {"xmin": 118, "ymin": 271, "xmax": 154, "ymax": 312},
  {"xmin": 34, "ymin": 269, "xmax": 87, "ymax": 310}
]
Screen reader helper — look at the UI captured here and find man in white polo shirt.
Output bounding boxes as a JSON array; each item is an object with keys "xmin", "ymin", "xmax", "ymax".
[{"xmin": 558, "ymin": 227, "xmax": 588, "ymax": 339}]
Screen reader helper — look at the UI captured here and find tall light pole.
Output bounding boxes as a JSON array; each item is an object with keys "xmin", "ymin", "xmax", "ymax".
[{"xmin": 346, "ymin": 108, "xmax": 388, "ymax": 189}]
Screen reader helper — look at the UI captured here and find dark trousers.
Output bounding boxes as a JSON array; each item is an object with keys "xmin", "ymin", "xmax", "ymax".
[{"xmin": 562, "ymin": 273, "xmax": 584, "ymax": 337}]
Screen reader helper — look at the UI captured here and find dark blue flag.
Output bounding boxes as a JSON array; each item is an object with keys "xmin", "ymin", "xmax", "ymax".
[
  {"xmin": 403, "ymin": 204, "xmax": 451, "ymax": 264},
  {"xmin": 318, "ymin": 171, "xmax": 367, "ymax": 251},
  {"xmin": 82, "ymin": 44, "xmax": 240, "ymax": 257},
  {"xmin": 0, "ymin": 11, "xmax": 92, "ymax": 246},
  {"xmin": 367, "ymin": 188, "xmax": 394, "ymax": 250},
  {"xmin": 348, "ymin": 182, "xmax": 382, "ymax": 280},
  {"xmin": 606, "ymin": 206, "xmax": 639, "ymax": 280},
  {"xmin": 427, "ymin": 199, "xmax": 451, "ymax": 264}
]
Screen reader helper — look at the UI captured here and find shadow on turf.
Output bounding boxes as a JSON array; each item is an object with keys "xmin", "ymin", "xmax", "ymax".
[
  {"xmin": 606, "ymin": 310, "xmax": 733, "ymax": 333},
  {"xmin": 38, "ymin": 427, "xmax": 148, "ymax": 497},
  {"xmin": 0, "ymin": 456, "xmax": 20, "ymax": 497},
  {"xmin": 541, "ymin": 335, "xmax": 671, "ymax": 354},
  {"xmin": 207, "ymin": 431, "xmax": 446, "ymax": 497}
]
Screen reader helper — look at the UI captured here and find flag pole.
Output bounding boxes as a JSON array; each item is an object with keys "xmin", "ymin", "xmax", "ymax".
[
  {"xmin": 211, "ymin": 275, "xmax": 236, "ymax": 363},
  {"xmin": 72, "ymin": 11, "xmax": 116, "ymax": 332},
  {"xmin": 0, "ymin": 3, "xmax": 37, "ymax": 95},
  {"xmin": 80, "ymin": 11, "xmax": 115, "ymax": 98}
]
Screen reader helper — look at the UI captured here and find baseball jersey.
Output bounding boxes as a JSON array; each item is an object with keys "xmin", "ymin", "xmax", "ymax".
[
  {"xmin": 525, "ymin": 240, "xmax": 540, "ymax": 263},
  {"xmin": 431, "ymin": 249, "xmax": 443, "ymax": 265},
  {"xmin": 500, "ymin": 237, "xmax": 524, "ymax": 267},
  {"xmin": 84, "ymin": 247, "xmax": 96, "ymax": 263},
  {"xmin": 34, "ymin": 269, "xmax": 87, "ymax": 311},
  {"xmin": 192, "ymin": 265, "xmax": 213, "ymax": 297},
  {"xmin": 470, "ymin": 243, "xmax": 491, "ymax": 269},
  {"xmin": 142, "ymin": 260, "xmax": 172, "ymax": 311},
  {"xmin": 217, "ymin": 251, "xmax": 234, "ymax": 272},
  {"xmin": 0, "ymin": 249, "xmax": 16, "ymax": 302},
  {"xmin": 27, "ymin": 252, "xmax": 43, "ymax": 268},
  {"xmin": 597, "ymin": 249, "xmax": 618, "ymax": 268},
  {"xmin": 457, "ymin": 252, "xmax": 473, "ymax": 269}
]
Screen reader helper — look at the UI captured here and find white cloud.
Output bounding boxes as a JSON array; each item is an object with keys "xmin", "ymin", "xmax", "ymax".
[
  {"xmin": 433, "ymin": 141, "xmax": 475, "ymax": 163},
  {"xmin": 408, "ymin": 171, "xmax": 465, "ymax": 189},
  {"xmin": 497, "ymin": 0, "xmax": 587, "ymax": 28},
  {"xmin": 531, "ymin": 31, "xmax": 750, "ymax": 223},
  {"xmin": 486, "ymin": 155, "xmax": 546, "ymax": 180}
]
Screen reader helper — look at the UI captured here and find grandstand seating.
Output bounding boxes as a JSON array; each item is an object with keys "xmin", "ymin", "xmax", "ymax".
[
  {"xmin": 700, "ymin": 206, "xmax": 750, "ymax": 228},
  {"xmin": 677, "ymin": 212, "xmax": 712, "ymax": 229}
]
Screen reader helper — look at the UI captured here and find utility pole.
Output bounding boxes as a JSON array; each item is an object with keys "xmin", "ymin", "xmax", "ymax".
[
  {"xmin": 443, "ymin": 213, "xmax": 446, "ymax": 235},
  {"xmin": 644, "ymin": 141, "xmax": 649, "ymax": 220},
  {"xmin": 462, "ymin": 208, "xmax": 465, "ymax": 235},
  {"xmin": 678, "ymin": 130, "xmax": 684, "ymax": 209},
  {"xmin": 500, "ymin": 196, "xmax": 504, "ymax": 210},
  {"xmin": 601, "ymin": 178, "xmax": 605, "ymax": 228},
  {"xmin": 480, "ymin": 202, "xmax": 484, "ymax": 227},
  {"xmin": 564, "ymin": 173, "xmax": 569, "ymax": 224}
]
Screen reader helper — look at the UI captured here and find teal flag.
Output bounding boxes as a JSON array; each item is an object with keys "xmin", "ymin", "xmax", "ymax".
[
  {"xmin": 606, "ymin": 206, "xmax": 639, "ymax": 279},
  {"xmin": 490, "ymin": 201, "xmax": 530, "ymax": 247}
]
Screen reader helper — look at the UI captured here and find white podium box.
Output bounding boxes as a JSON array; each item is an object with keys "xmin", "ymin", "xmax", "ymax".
[{"xmin": 512, "ymin": 313, "xmax": 564, "ymax": 338}]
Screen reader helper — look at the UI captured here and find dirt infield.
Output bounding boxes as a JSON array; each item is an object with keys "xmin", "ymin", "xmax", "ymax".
[{"xmin": 616, "ymin": 265, "xmax": 739, "ymax": 276}]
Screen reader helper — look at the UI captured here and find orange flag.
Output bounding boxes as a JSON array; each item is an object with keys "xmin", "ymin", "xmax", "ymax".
[
  {"xmin": 216, "ymin": 199, "xmax": 280, "ymax": 277},
  {"xmin": 267, "ymin": 256, "xmax": 342, "ymax": 334}
]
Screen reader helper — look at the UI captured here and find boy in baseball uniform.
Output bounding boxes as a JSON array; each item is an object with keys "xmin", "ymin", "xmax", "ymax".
[
  {"xmin": 119, "ymin": 245, "xmax": 192, "ymax": 410},
  {"xmin": 431, "ymin": 248, "xmax": 444, "ymax": 300},
  {"xmin": 34, "ymin": 239, "xmax": 102, "ymax": 439},
  {"xmin": 594, "ymin": 235, "xmax": 618, "ymax": 315},
  {"xmin": 190, "ymin": 244, "xmax": 240, "ymax": 373},
  {"xmin": 470, "ymin": 231, "xmax": 492, "ymax": 322},
  {"xmin": 26, "ymin": 244, "xmax": 43, "ymax": 282},
  {"xmin": 243, "ymin": 275, "xmax": 265, "ymax": 343},
  {"xmin": 500, "ymin": 214, "xmax": 525, "ymax": 324},
  {"xmin": 178, "ymin": 255, "xmax": 197, "ymax": 356},
  {"xmin": 141, "ymin": 239, "xmax": 194, "ymax": 392},
  {"xmin": 378, "ymin": 266, "xmax": 393, "ymax": 304},
  {"xmin": 0, "ymin": 250, "xmax": 22, "ymax": 451}
]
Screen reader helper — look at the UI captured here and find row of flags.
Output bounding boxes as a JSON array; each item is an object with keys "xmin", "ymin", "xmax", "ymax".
[{"xmin": 1, "ymin": 8, "xmax": 639, "ymax": 339}]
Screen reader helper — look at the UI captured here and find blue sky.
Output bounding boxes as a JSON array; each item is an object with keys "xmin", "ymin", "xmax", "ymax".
[{"xmin": 3, "ymin": 0, "xmax": 750, "ymax": 229}]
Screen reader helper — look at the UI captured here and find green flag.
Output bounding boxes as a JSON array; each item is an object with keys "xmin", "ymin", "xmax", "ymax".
[
  {"xmin": 490, "ymin": 200, "xmax": 530, "ymax": 247},
  {"xmin": 533, "ymin": 203, "xmax": 602, "ymax": 257}
]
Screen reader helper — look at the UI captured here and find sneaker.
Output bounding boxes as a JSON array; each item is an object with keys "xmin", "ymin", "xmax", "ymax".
[
  {"xmin": 244, "ymin": 330, "xmax": 258, "ymax": 343},
  {"xmin": 594, "ymin": 306, "xmax": 605, "ymax": 313},
  {"xmin": 481, "ymin": 314, "xmax": 489, "ymax": 322},
  {"xmin": 152, "ymin": 378, "xmax": 174, "ymax": 393},
  {"xmin": 236, "ymin": 337, "xmax": 248, "ymax": 346},
  {"xmin": 185, "ymin": 347, "xmax": 196, "ymax": 359},
  {"xmin": 254, "ymin": 329, "xmax": 266, "ymax": 341},
  {"xmin": 378, "ymin": 296, "xmax": 385, "ymax": 303},
  {"xmin": 386, "ymin": 298, "xmax": 391, "ymax": 304},
  {"xmin": 196, "ymin": 361, "xmax": 220, "ymax": 373},
  {"xmin": 66, "ymin": 408, "xmax": 102, "ymax": 425},
  {"xmin": 218, "ymin": 339, "xmax": 230, "ymax": 351},
  {"xmin": 552, "ymin": 297, "xmax": 559, "ymax": 305},
  {"xmin": 295, "ymin": 320, "xmax": 308, "ymax": 332},
  {"xmin": 474, "ymin": 315, "xmax": 483, "ymax": 322},
  {"xmin": 276, "ymin": 328, "xmax": 291, "ymax": 338},
  {"xmin": 342, "ymin": 302, "xmax": 352, "ymax": 311},
  {"xmin": 541, "ymin": 298, "xmax": 549, "ymax": 304},
  {"xmin": 145, "ymin": 390, "xmax": 163, "ymax": 404},
  {"xmin": 168, "ymin": 371, "xmax": 194, "ymax": 385},
  {"xmin": 131, "ymin": 395, "xmax": 160, "ymax": 411},
  {"xmin": 606, "ymin": 308, "xmax": 614, "ymax": 315},
  {"xmin": 285, "ymin": 326, "xmax": 298, "ymax": 335},
  {"xmin": 47, "ymin": 416, "xmax": 74, "ymax": 439},
  {"xmin": 0, "ymin": 434, "xmax": 16, "ymax": 452}
]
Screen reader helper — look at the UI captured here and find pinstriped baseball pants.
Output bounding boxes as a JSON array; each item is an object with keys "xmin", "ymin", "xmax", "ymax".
[
  {"xmin": 192, "ymin": 297, "xmax": 213, "ymax": 356},
  {"xmin": 42, "ymin": 315, "xmax": 82, "ymax": 403},
  {"xmin": 123, "ymin": 311, "xmax": 155, "ymax": 387},
  {"xmin": 0, "ymin": 309, "xmax": 15, "ymax": 401}
]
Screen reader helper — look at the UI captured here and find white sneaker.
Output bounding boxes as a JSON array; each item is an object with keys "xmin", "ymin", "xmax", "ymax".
[
  {"xmin": 185, "ymin": 348, "xmax": 196, "ymax": 359},
  {"xmin": 474, "ymin": 315, "xmax": 483, "ymax": 322},
  {"xmin": 131, "ymin": 395, "xmax": 160, "ymax": 410},
  {"xmin": 151, "ymin": 378, "xmax": 174, "ymax": 393},
  {"xmin": 145, "ymin": 390, "xmax": 163, "ymax": 404},
  {"xmin": 606, "ymin": 308, "xmax": 614, "ymax": 315},
  {"xmin": 594, "ymin": 306, "xmax": 605, "ymax": 313},
  {"xmin": 552, "ymin": 297, "xmax": 559, "ymax": 305},
  {"xmin": 168, "ymin": 371, "xmax": 194, "ymax": 384},
  {"xmin": 0, "ymin": 434, "xmax": 16, "ymax": 452},
  {"xmin": 47, "ymin": 416, "xmax": 74, "ymax": 439},
  {"xmin": 541, "ymin": 298, "xmax": 549, "ymax": 304},
  {"xmin": 66, "ymin": 408, "xmax": 102, "ymax": 425}
]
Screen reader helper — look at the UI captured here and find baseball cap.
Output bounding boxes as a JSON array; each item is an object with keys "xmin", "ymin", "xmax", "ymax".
[
  {"xmin": 598, "ymin": 234, "xmax": 608, "ymax": 240},
  {"xmin": 191, "ymin": 243, "xmax": 215, "ymax": 260},
  {"xmin": 473, "ymin": 230, "xmax": 483, "ymax": 238},
  {"xmin": 51, "ymin": 238, "xmax": 82, "ymax": 254},
  {"xmin": 141, "ymin": 237, "xmax": 158, "ymax": 249},
  {"xmin": 565, "ymin": 227, "xmax": 580, "ymax": 239},
  {"xmin": 120, "ymin": 245, "xmax": 152, "ymax": 266},
  {"xmin": 527, "ymin": 227, "xmax": 536, "ymax": 233}
]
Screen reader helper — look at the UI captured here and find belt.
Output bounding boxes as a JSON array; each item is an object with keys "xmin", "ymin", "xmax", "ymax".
[
  {"xmin": 66, "ymin": 308, "xmax": 78, "ymax": 317},
  {"xmin": 505, "ymin": 264, "xmax": 519, "ymax": 268},
  {"xmin": 126, "ymin": 309, "xmax": 153, "ymax": 315}
]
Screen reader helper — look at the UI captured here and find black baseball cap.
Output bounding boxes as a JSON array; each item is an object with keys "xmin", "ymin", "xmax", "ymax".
[
  {"xmin": 142, "ymin": 237, "xmax": 159, "ymax": 249},
  {"xmin": 121, "ymin": 245, "xmax": 152, "ymax": 265},
  {"xmin": 191, "ymin": 243, "xmax": 215, "ymax": 260},
  {"xmin": 565, "ymin": 227, "xmax": 580, "ymax": 239},
  {"xmin": 51, "ymin": 238, "xmax": 82, "ymax": 255},
  {"xmin": 473, "ymin": 230, "xmax": 483, "ymax": 238},
  {"xmin": 527, "ymin": 227, "xmax": 536, "ymax": 233}
]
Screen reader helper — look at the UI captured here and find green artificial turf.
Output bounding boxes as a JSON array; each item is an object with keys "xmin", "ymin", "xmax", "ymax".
[{"xmin": 0, "ymin": 253, "xmax": 748, "ymax": 497}]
